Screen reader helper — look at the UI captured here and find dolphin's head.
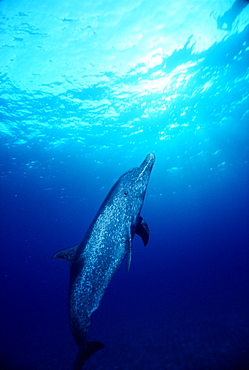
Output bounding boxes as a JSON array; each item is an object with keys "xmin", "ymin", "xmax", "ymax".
[
  {"xmin": 129, "ymin": 152, "xmax": 155, "ymax": 195},
  {"xmin": 113, "ymin": 153, "xmax": 155, "ymax": 218}
]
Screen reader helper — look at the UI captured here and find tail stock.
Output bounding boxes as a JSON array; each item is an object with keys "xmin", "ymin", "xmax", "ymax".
[{"xmin": 73, "ymin": 341, "xmax": 104, "ymax": 369}]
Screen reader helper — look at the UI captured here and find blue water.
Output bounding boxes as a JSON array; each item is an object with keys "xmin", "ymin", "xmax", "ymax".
[{"xmin": 1, "ymin": 0, "xmax": 249, "ymax": 369}]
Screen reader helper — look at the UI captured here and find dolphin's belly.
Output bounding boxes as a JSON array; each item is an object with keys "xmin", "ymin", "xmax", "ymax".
[
  {"xmin": 72, "ymin": 246, "xmax": 125, "ymax": 312},
  {"xmin": 69, "ymin": 228, "xmax": 127, "ymax": 344}
]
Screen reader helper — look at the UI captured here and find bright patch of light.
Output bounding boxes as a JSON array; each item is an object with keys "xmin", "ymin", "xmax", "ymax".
[
  {"xmin": 201, "ymin": 80, "xmax": 213, "ymax": 93},
  {"xmin": 128, "ymin": 61, "xmax": 197, "ymax": 95},
  {"xmin": 142, "ymin": 50, "xmax": 164, "ymax": 69}
]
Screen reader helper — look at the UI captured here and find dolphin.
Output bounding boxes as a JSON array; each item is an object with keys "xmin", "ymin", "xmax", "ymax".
[{"xmin": 52, "ymin": 153, "xmax": 155, "ymax": 369}]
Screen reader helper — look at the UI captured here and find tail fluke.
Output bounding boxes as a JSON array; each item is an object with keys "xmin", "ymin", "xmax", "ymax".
[{"xmin": 73, "ymin": 341, "xmax": 104, "ymax": 369}]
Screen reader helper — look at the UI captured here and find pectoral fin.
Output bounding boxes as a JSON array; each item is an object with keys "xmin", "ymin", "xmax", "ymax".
[
  {"xmin": 51, "ymin": 244, "xmax": 79, "ymax": 267},
  {"xmin": 135, "ymin": 216, "xmax": 149, "ymax": 246}
]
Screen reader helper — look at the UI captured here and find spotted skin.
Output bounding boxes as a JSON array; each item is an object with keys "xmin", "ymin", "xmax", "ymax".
[{"xmin": 52, "ymin": 153, "xmax": 155, "ymax": 368}]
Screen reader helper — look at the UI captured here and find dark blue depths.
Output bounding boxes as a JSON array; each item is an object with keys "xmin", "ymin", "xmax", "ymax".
[{"xmin": 0, "ymin": 139, "xmax": 248, "ymax": 369}]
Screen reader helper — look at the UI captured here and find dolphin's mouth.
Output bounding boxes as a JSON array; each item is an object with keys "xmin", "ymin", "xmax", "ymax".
[
  {"xmin": 144, "ymin": 153, "xmax": 155, "ymax": 167},
  {"xmin": 140, "ymin": 153, "xmax": 155, "ymax": 172},
  {"xmin": 136, "ymin": 153, "xmax": 155, "ymax": 182}
]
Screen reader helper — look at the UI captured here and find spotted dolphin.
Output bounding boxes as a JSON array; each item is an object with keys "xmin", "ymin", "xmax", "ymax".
[{"xmin": 52, "ymin": 153, "xmax": 155, "ymax": 369}]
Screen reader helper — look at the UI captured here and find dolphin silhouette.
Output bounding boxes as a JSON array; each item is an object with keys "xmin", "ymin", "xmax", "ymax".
[{"xmin": 52, "ymin": 153, "xmax": 155, "ymax": 369}]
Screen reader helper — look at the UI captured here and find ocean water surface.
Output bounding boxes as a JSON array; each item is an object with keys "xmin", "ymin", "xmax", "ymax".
[{"xmin": 0, "ymin": 0, "xmax": 249, "ymax": 369}]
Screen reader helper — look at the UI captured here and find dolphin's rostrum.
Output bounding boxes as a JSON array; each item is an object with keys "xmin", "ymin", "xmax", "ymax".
[{"xmin": 52, "ymin": 153, "xmax": 155, "ymax": 368}]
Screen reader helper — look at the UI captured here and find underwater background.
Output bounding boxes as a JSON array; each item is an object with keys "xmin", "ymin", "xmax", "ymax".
[{"xmin": 0, "ymin": 0, "xmax": 249, "ymax": 369}]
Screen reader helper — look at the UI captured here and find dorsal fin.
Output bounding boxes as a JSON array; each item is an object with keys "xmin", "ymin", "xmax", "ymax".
[{"xmin": 51, "ymin": 244, "xmax": 79, "ymax": 267}]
